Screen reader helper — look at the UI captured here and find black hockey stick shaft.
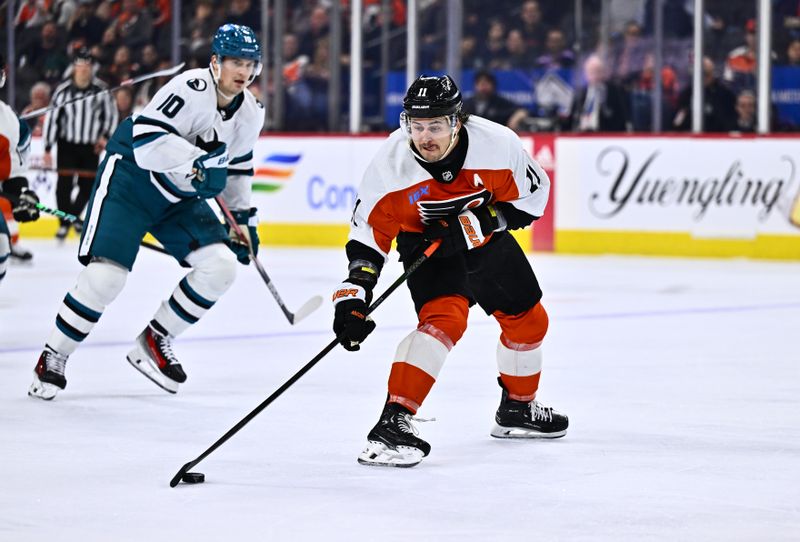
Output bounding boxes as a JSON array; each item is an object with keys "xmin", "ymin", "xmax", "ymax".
[
  {"xmin": 0, "ymin": 193, "xmax": 169, "ymax": 255},
  {"xmin": 20, "ymin": 62, "xmax": 186, "ymax": 120},
  {"xmin": 215, "ymin": 196, "xmax": 315, "ymax": 325},
  {"xmin": 169, "ymin": 239, "xmax": 441, "ymax": 488}
]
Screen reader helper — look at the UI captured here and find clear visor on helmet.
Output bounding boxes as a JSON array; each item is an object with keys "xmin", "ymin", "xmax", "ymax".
[
  {"xmin": 399, "ymin": 111, "xmax": 460, "ymax": 162},
  {"xmin": 211, "ymin": 55, "xmax": 262, "ymax": 83}
]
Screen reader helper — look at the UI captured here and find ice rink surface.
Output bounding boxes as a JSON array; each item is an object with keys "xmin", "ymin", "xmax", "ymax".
[{"xmin": 1, "ymin": 240, "xmax": 799, "ymax": 541}]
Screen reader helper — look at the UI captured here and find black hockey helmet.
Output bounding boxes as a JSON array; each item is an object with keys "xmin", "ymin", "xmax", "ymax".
[
  {"xmin": 71, "ymin": 47, "xmax": 93, "ymax": 64},
  {"xmin": 402, "ymin": 75, "xmax": 462, "ymax": 118}
]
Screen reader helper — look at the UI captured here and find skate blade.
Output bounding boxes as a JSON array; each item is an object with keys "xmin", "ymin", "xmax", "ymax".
[
  {"xmin": 28, "ymin": 378, "xmax": 59, "ymax": 400},
  {"xmin": 490, "ymin": 424, "xmax": 567, "ymax": 439},
  {"xmin": 357, "ymin": 440, "xmax": 424, "ymax": 468},
  {"xmin": 126, "ymin": 351, "xmax": 179, "ymax": 394}
]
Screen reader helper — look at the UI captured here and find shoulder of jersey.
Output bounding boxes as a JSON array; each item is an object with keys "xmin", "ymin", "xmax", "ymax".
[
  {"xmin": 173, "ymin": 68, "xmax": 216, "ymax": 97},
  {"xmin": 92, "ymin": 77, "xmax": 110, "ymax": 90},
  {"xmin": 240, "ymin": 90, "xmax": 266, "ymax": 119},
  {"xmin": 464, "ymin": 115, "xmax": 518, "ymax": 165},
  {"xmin": 0, "ymin": 100, "xmax": 18, "ymax": 126},
  {"xmin": 466, "ymin": 115, "xmax": 517, "ymax": 144},
  {"xmin": 0, "ymin": 100, "xmax": 14, "ymax": 116},
  {"xmin": 363, "ymin": 128, "xmax": 429, "ymax": 193}
]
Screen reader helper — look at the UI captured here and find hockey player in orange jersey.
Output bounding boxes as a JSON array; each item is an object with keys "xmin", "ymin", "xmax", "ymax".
[
  {"xmin": 0, "ymin": 53, "xmax": 41, "ymax": 283},
  {"xmin": 331, "ymin": 74, "xmax": 568, "ymax": 467}
]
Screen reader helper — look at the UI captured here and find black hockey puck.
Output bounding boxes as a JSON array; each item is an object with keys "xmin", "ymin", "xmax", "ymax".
[{"xmin": 181, "ymin": 472, "xmax": 205, "ymax": 484}]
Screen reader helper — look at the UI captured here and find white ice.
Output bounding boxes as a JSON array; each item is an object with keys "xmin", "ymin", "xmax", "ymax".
[{"xmin": 1, "ymin": 240, "xmax": 799, "ymax": 541}]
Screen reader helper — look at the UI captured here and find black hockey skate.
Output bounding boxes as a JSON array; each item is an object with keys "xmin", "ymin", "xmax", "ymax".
[
  {"xmin": 29, "ymin": 347, "xmax": 68, "ymax": 400},
  {"xmin": 358, "ymin": 402, "xmax": 432, "ymax": 468},
  {"xmin": 126, "ymin": 326, "xmax": 187, "ymax": 394},
  {"xmin": 491, "ymin": 378, "xmax": 568, "ymax": 439}
]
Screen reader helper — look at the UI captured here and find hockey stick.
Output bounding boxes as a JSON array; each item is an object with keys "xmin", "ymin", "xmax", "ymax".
[
  {"xmin": 0, "ymin": 193, "xmax": 169, "ymax": 255},
  {"xmin": 214, "ymin": 196, "xmax": 323, "ymax": 325},
  {"xmin": 169, "ymin": 239, "xmax": 441, "ymax": 488},
  {"xmin": 20, "ymin": 62, "xmax": 186, "ymax": 120}
]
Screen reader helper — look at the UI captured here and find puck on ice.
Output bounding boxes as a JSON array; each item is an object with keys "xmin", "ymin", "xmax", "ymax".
[{"xmin": 181, "ymin": 472, "xmax": 205, "ymax": 484}]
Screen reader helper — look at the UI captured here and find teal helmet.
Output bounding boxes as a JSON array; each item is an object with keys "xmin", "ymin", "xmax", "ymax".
[{"xmin": 211, "ymin": 24, "xmax": 262, "ymax": 82}]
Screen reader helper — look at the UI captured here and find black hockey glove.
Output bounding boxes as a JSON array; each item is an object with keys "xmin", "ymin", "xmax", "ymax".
[
  {"xmin": 191, "ymin": 142, "xmax": 228, "ymax": 198},
  {"xmin": 228, "ymin": 207, "xmax": 259, "ymax": 265},
  {"xmin": 332, "ymin": 261, "xmax": 379, "ymax": 351},
  {"xmin": 423, "ymin": 205, "xmax": 502, "ymax": 258},
  {"xmin": 3, "ymin": 177, "xmax": 40, "ymax": 222}
]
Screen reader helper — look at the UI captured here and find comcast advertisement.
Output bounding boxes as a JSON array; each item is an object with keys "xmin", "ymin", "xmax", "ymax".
[{"xmin": 248, "ymin": 136, "xmax": 386, "ymax": 224}]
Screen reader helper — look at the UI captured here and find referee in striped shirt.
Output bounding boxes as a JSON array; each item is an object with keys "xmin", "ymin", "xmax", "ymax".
[{"xmin": 43, "ymin": 48, "xmax": 118, "ymax": 239}]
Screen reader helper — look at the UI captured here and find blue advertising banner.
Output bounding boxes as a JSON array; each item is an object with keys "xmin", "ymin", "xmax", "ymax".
[{"xmin": 772, "ymin": 66, "xmax": 800, "ymax": 128}]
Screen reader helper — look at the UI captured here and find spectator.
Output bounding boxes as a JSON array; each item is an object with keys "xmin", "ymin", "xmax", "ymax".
[
  {"xmin": 536, "ymin": 29, "xmax": 575, "ymax": 70},
  {"xmin": 15, "ymin": 0, "xmax": 51, "ymax": 29},
  {"xmin": 93, "ymin": 25, "xmax": 120, "ymax": 68},
  {"xmin": 104, "ymin": 45, "xmax": 137, "ymax": 87},
  {"xmin": 136, "ymin": 44, "xmax": 159, "ymax": 78},
  {"xmin": 504, "ymin": 29, "xmax": 531, "ymax": 69},
  {"xmin": 419, "ymin": 0, "xmax": 447, "ymax": 70},
  {"xmin": 567, "ymin": 54, "xmax": 630, "ymax": 132},
  {"xmin": 733, "ymin": 90, "xmax": 756, "ymax": 132},
  {"xmin": 723, "ymin": 19, "xmax": 757, "ymax": 92},
  {"xmin": 461, "ymin": 35, "xmax": 483, "ymax": 70},
  {"xmin": 783, "ymin": 38, "xmax": 800, "ymax": 66},
  {"xmin": 304, "ymin": 37, "xmax": 333, "ymax": 130},
  {"xmin": 53, "ymin": 0, "xmax": 79, "ymax": 26},
  {"xmin": 283, "ymin": 33, "xmax": 308, "ymax": 83},
  {"xmin": 672, "ymin": 57, "xmax": 736, "ymax": 132},
  {"xmin": 644, "ymin": 0, "xmax": 692, "ymax": 38},
  {"xmin": 482, "ymin": 19, "xmax": 509, "ymax": 70},
  {"xmin": 68, "ymin": 0, "xmax": 108, "ymax": 47},
  {"xmin": 21, "ymin": 82, "xmax": 52, "ymax": 137},
  {"xmin": 18, "ymin": 22, "xmax": 70, "ymax": 88},
  {"xmin": 612, "ymin": 21, "xmax": 648, "ymax": 83},
  {"xmin": 463, "ymin": 69, "xmax": 530, "ymax": 131},
  {"xmin": 149, "ymin": 0, "xmax": 172, "ymax": 50},
  {"xmin": 112, "ymin": 0, "xmax": 154, "ymax": 50},
  {"xmin": 187, "ymin": 0, "xmax": 219, "ymax": 61},
  {"xmin": 513, "ymin": 0, "xmax": 547, "ymax": 58},
  {"xmin": 628, "ymin": 52, "xmax": 680, "ymax": 131},
  {"xmin": 115, "ymin": 85, "xmax": 135, "ymax": 119},
  {"xmin": 298, "ymin": 6, "xmax": 330, "ymax": 58},
  {"xmin": 226, "ymin": 0, "xmax": 260, "ymax": 33}
]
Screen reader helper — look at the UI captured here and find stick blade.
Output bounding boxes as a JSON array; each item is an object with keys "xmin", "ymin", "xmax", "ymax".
[
  {"xmin": 169, "ymin": 461, "xmax": 194, "ymax": 488},
  {"xmin": 291, "ymin": 295, "xmax": 323, "ymax": 324}
]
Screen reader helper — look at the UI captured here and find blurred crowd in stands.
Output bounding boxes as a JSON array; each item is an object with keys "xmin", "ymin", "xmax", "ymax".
[{"xmin": 3, "ymin": 0, "xmax": 800, "ymax": 134}]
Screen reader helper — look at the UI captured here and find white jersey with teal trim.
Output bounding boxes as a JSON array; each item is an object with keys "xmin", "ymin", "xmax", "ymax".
[
  {"xmin": 131, "ymin": 67, "xmax": 264, "ymax": 209},
  {"xmin": 0, "ymin": 99, "xmax": 31, "ymax": 180}
]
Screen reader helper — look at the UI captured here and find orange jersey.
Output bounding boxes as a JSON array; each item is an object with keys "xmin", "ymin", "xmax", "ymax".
[
  {"xmin": 0, "ymin": 100, "xmax": 30, "ymax": 181},
  {"xmin": 349, "ymin": 116, "xmax": 550, "ymax": 260}
]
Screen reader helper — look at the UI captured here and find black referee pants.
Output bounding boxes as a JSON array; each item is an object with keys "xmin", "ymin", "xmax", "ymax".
[{"xmin": 55, "ymin": 140, "xmax": 99, "ymax": 226}]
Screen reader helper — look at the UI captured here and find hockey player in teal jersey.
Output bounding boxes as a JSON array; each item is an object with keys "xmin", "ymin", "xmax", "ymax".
[
  {"xmin": 29, "ymin": 25, "xmax": 266, "ymax": 400},
  {"xmin": 0, "ymin": 53, "xmax": 41, "ymax": 284}
]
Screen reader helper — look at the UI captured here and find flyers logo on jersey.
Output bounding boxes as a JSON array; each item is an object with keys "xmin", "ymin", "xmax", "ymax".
[{"xmin": 416, "ymin": 189, "xmax": 492, "ymax": 224}]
